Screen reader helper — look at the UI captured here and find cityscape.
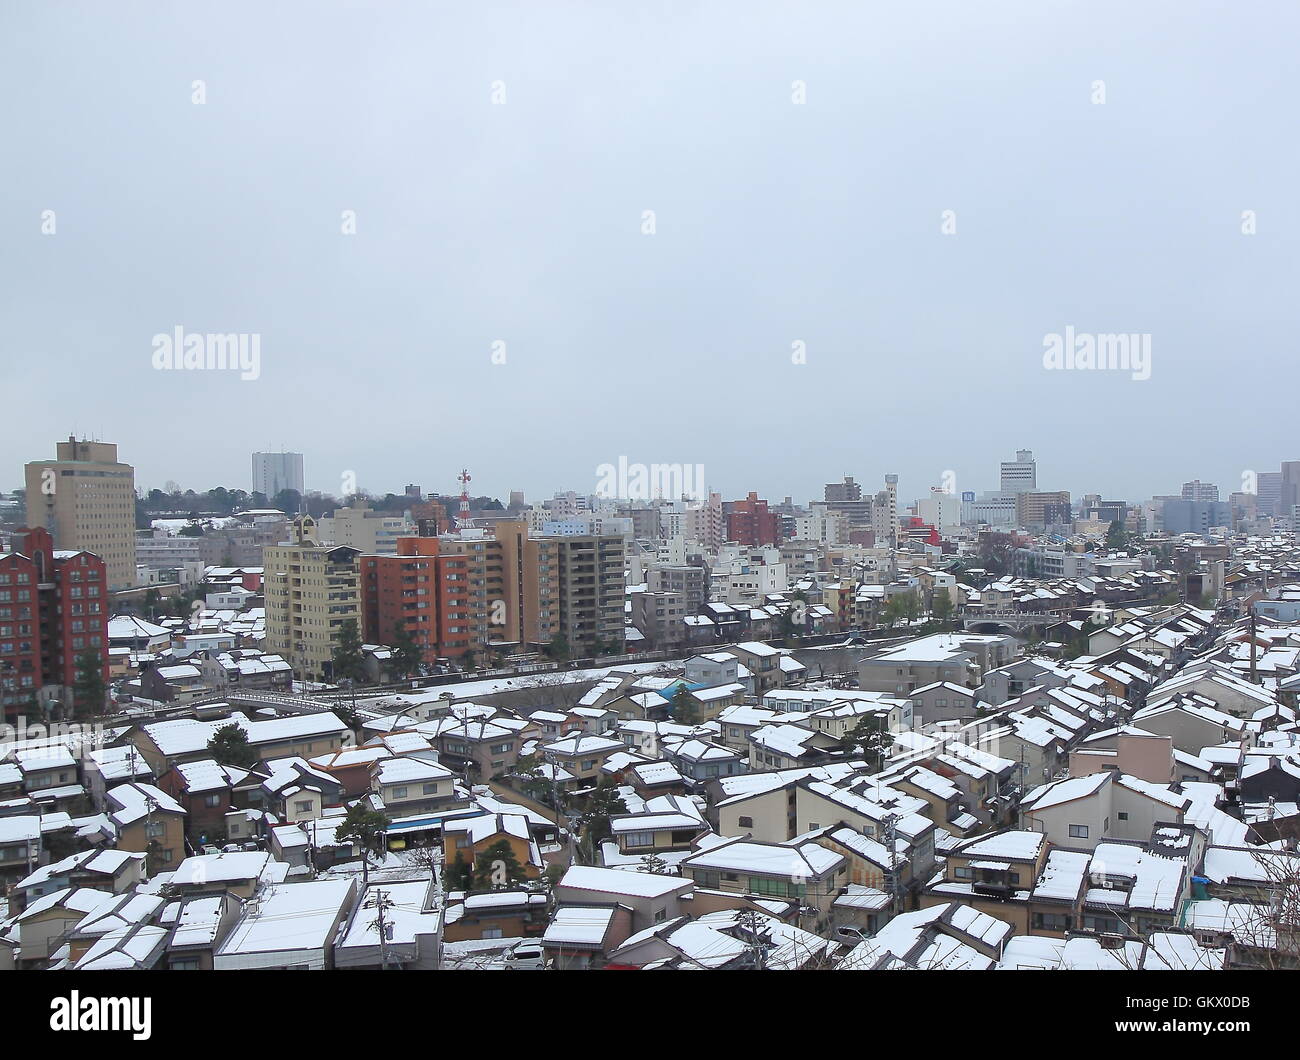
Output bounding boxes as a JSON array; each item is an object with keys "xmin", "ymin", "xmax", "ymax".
[
  {"xmin": 0, "ymin": 0, "xmax": 1292, "ymax": 1033},
  {"xmin": 1, "ymin": 439, "xmax": 1298, "ymax": 980}
]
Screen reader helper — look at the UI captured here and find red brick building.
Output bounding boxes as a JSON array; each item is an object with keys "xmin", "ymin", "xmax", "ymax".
[
  {"xmin": 0, "ymin": 527, "xmax": 109, "ymax": 721},
  {"xmin": 724, "ymin": 492, "xmax": 781, "ymax": 546}
]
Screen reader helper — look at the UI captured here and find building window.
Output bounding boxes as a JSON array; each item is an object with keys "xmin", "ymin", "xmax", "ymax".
[
  {"xmin": 737, "ymin": 816, "xmax": 753, "ymax": 829},
  {"xmin": 1068, "ymin": 824, "xmax": 1089, "ymax": 838}
]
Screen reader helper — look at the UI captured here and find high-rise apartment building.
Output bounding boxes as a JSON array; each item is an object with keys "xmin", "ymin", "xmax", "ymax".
[
  {"xmin": 824, "ymin": 476, "xmax": 861, "ymax": 503},
  {"xmin": 318, "ymin": 502, "xmax": 411, "ymax": 556},
  {"xmin": 548, "ymin": 530, "xmax": 626, "ymax": 655},
  {"xmin": 25, "ymin": 437, "xmax": 137, "ymax": 592},
  {"xmin": 361, "ymin": 536, "xmax": 439, "ymax": 664},
  {"xmin": 871, "ymin": 475, "xmax": 900, "ymax": 547},
  {"xmin": 0, "ymin": 527, "xmax": 109, "ymax": 720},
  {"xmin": 725, "ymin": 493, "xmax": 781, "ymax": 547},
  {"xmin": 264, "ymin": 516, "xmax": 361, "ymax": 681},
  {"xmin": 251, "ymin": 451, "xmax": 305, "ymax": 500},
  {"xmin": 1015, "ymin": 491, "xmax": 1072, "ymax": 529}
]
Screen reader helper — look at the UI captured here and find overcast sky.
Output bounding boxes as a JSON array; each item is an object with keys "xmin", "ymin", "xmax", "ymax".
[{"xmin": 3, "ymin": 1, "xmax": 1297, "ymax": 508}]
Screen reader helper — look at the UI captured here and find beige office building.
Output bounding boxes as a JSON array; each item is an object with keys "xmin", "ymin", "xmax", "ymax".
[
  {"xmin": 25, "ymin": 437, "xmax": 137, "ymax": 591},
  {"xmin": 264, "ymin": 516, "xmax": 362, "ymax": 681}
]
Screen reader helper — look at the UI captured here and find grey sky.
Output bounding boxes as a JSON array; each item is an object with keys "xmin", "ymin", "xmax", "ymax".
[{"xmin": 3, "ymin": 1, "xmax": 1297, "ymax": 508}]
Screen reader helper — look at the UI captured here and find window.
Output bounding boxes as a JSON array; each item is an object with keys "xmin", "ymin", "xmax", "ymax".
[
  {"xmin": 737, "ymin": 816, "xmax": 753, "ymax": 829},
  {"xmin": 392, "ymin": 786, "xmax": 408, "ymax": 799},
  {"xmin": 1068, "ymin": 824, "xmax": 1089, "ymax": 838},
  {"xmin": 1117, "ymin": 811, "xmax": 1129, "ymax": 822},
  {"xmin": 422, "ymin": 783, "xmax": 439, "ymax": 795},
  {"xmin": 622, "ymin": 830, "xmax": 655, "ymax": 848},
  {"xmin": 294, "ymin": 800, "xmax": 313, "ymax": 814},
  {"xmin": 954, "ymin": 866, "xmax": 973, "ymax": 880}
]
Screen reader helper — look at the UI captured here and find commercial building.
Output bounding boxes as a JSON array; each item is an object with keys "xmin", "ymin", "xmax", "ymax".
[
  {"xmin": 25, "ymin": 438, "xmax": 137, "ymax": 591},
  {"xmin": 1000, "ymin": 450, "xmax": 1037, "ymax": 495}
]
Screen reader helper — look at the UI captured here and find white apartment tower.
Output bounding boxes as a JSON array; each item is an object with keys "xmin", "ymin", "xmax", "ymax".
[{"xmin": 252, "ymin": 451, "xmax": 305, "ymax": 500}]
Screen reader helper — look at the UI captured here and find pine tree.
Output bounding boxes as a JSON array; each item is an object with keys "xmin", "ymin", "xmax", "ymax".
[
  {"xmin": 388, "ymin": 620, "xmax": 423, "ymax": 679},
  {"xmin": 71, "ymin": 650, "xmax": 106, "ymax": 719},
  {"xmin": 669, "ymin": 684, "xmax": 699, "ymax": 725},
  {"xmin": 471, "ymin": 839, "xmax": 529, "ymax": 890},
  {"xmin": 331, "ymin": 617, "xmax": 366, "ymax": 684},
  {"xmin": 207, "ymin": 722, "xmax": 257, "ymax": 768}
]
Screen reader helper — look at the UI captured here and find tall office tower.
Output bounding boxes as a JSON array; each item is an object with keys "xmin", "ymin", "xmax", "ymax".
[
  {"xmin": 999, "ymin": 450, "xmax": 1037, "ymax": 495},
  {"xmin": 1257, "ymin": 472, "xmax": 1282, "ymax": 517},
  {"xmin": 1181, "ymin": 480, "xmax": 1220, "ymax": 503},
  {"xmin": 264, "ymin": 516, "xmax": 361, "ymax": 681},
  {"xmin": 251, "ymin": 451, "xmax": 305, "ymax": 500},
  {"xmin": 1280, "ymin": 462, "xmax": 1300, "ymax": 521},
  {"xmin": 25, "ymin": 437, "xmax": 137, "ymax": 592}
]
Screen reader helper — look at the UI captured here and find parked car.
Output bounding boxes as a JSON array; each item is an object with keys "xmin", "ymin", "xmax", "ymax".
[{"xmin": 503, "ymin": 941, "xmax": 546, "ymax": 970}]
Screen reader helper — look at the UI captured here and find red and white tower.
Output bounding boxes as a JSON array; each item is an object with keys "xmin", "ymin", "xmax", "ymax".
[{"xmin": 457, "ymin": 469, "xmax": 472, "ymax": 530}]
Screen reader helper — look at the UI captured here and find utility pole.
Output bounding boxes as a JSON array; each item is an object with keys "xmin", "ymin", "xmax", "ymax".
[
  {"xmin": 370, "ymin": 887, "xmax": 395, "ymax": 969},
  {"xmin": 736, "ymin": 908, "xmax": 768, "ymax": 970},
  {"xmin": 1248, "ymin": 605, "xmax": 1259, "ymax": 685},
  {"xmin": 881, "ymin": 813, "xmax": 903, "ymax": 916}
]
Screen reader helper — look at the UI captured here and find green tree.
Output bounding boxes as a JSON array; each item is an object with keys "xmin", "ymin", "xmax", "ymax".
[
  {"xmin": 207, "ymin": 722, "xmax": 257, "ymax": 768},
  {"xmin": 900, "ymin": 591, "xmax": 920, "ymax": 624},
  {"xmin": 931, "ymin": 591, "xmax": 954, "ymax": 626},
  {"xmin": 71, "ymin": 650, "xmax": 106, "ymax": 719},
  {"xmin": 335, "ymin": 803, "xmax": 392, "ymax": 885},
  {"xmin": 513, "ymin": 753, "xmax": 557, "ymax": 805},
  {"xmin": 543, "ymin": 634, "xmax": 570, "ymax": 662},
  {"xmin": 575, "ymin": 780, "xmax": 628, "ymax": 861},
  {"xmin": 331, "ymin": 617, "xmax": 366, "ymax": 684},
  {"xmin": 445, "ymin": 850, "xmax": 471, "ymax": 891},
  {"xmin": 840, "ymin": 715, "xmax": 895, "ymax": 771},
  {"xmin": 669, "ymin": 683, "xmax": 699, "ymax": 726},
  {"xmin": 1105, "ymin": 519, "xmax": 1127, "ymax": 550},
  {"xmin": 388, "ymin": 620, "xmax": 423, "ymax": 680},
  {"xmin": 471, "ymin": 839, "xmax": 530, "ymax": 890}
]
